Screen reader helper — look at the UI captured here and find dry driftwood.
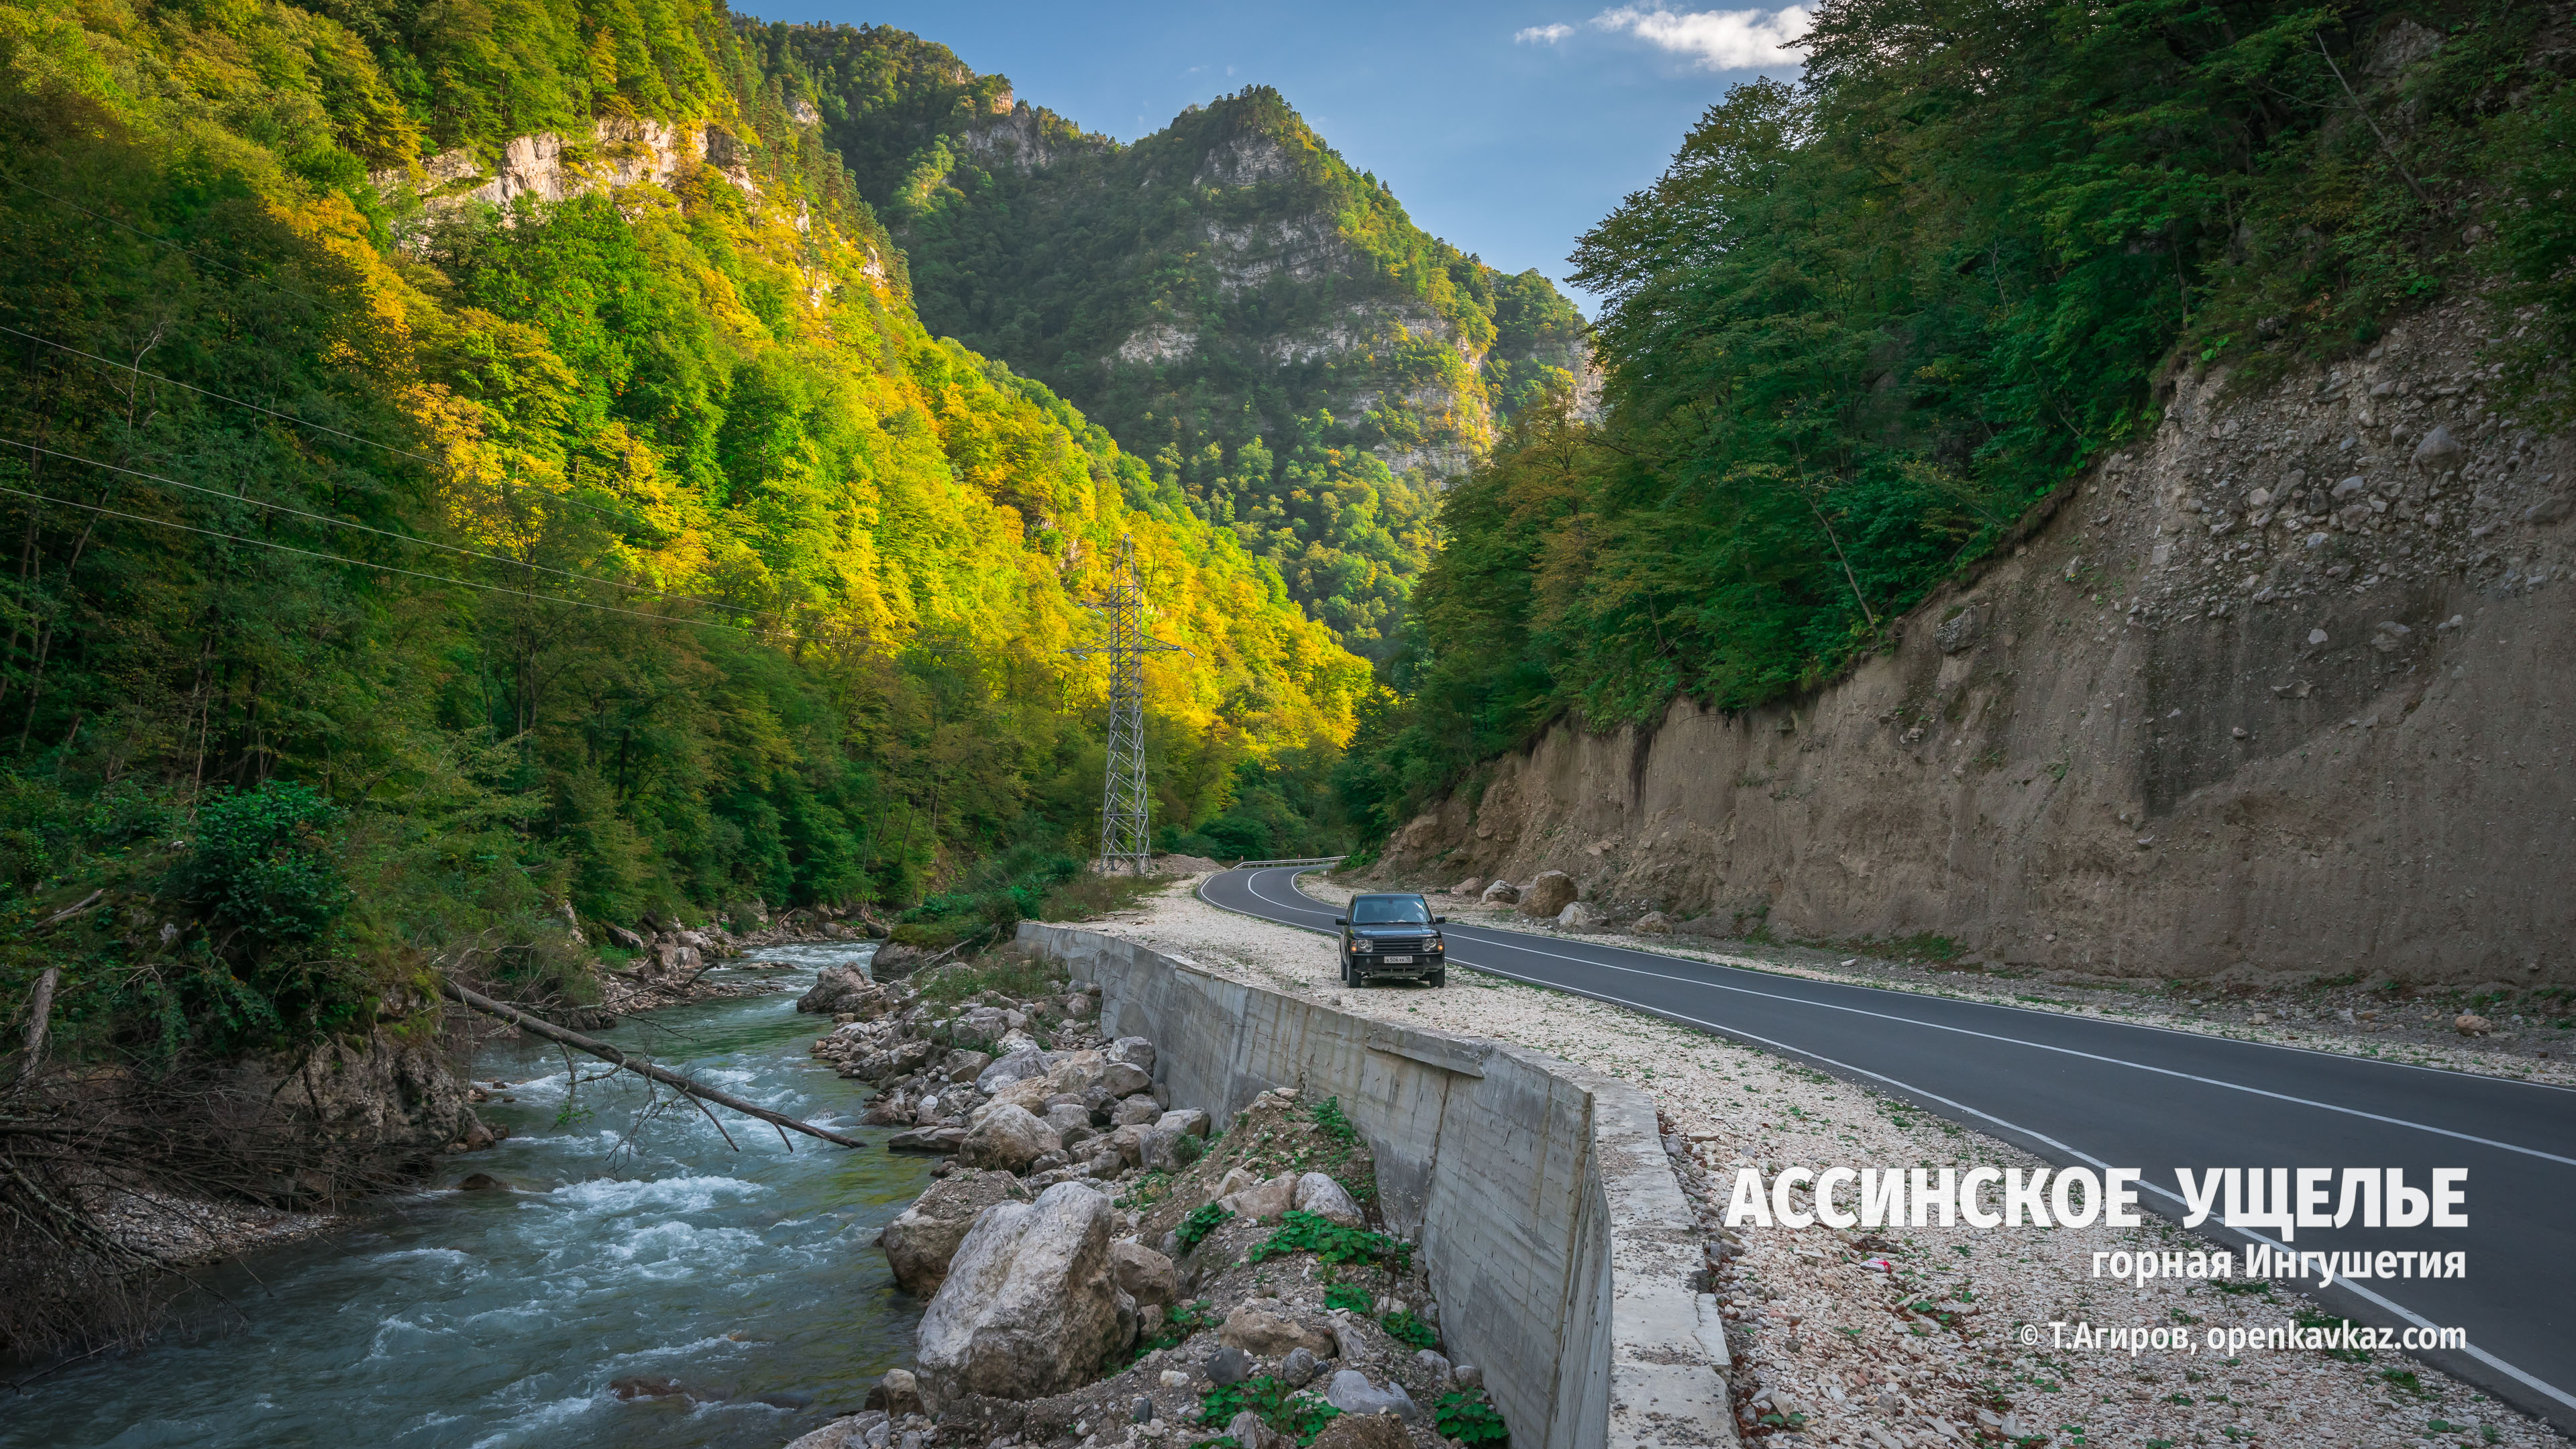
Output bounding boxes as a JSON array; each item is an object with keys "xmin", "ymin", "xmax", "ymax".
[{"xmin": 439, "ymin": 981, "xmax": 863, "ymax": 1149}]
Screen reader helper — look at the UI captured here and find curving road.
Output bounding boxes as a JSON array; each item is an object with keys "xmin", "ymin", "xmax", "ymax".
[{"xmin": 1200, "ymin": 865, "xmax": 2576, "ymax": 1434}]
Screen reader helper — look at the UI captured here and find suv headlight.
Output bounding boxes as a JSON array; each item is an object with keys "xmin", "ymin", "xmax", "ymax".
[
  {"xmin": 1354, "ymin": 938, "xmax": 1375, "ymax": 953},
  {"xmin": 1428, "ymin": 937, "xmax": 1444, "ymax": 953}
]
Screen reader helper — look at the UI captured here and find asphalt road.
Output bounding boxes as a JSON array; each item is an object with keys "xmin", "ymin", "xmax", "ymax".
[{"xmin": 1201, "ymin": 865, "xmax": 2576, "ymax": 1433}]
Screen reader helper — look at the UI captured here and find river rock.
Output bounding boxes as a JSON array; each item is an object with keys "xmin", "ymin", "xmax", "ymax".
[
  {"xmin": 1221, "ymin": 1299, "xmax": 1336, "ymax": 1358},
  {"xmin": 785, "ymin": 1412, "xmax": 885, "ymax": 1449},
  {"xmin": 1111, "ymin": 1095, "xmax": 1164, "ymax": 1126},
  {"xmin": 1311, "ymin": 1411, "xmax": 1410, "ymax": 1449},
  {"xmin": 958, "ymin": 1104, "xmax": 1060, "ymax": 1172},
  {"xmin": 798, "ymin": 965, "xmax": 896, "ymax": 1017},
  {"xmin": 1220, "ymin": 1171, "xmax": 1298, "ymax": 1222},
  {"xmin": 1292, "ymin": 1172, "xmax": 1362, "ymax": 1226},
  {"xmin": 457, "ymin": 1173, "xmax": 509, "ymax": 1191},
  {"xmin": 918, "ymin": 1182, "xmax": 1136, "ymax": 1401},
  {"xmin": 882, "ymin": 1170, "xmax": 1032, "ymax": 1295},
  {"xmin": 865, "ymin": 1368, "xmax": 926, "ymax": 1418},
  {"xmin": 1517, "ymin": 871, "xmax": 1577, "ymax": 918},
  {"xmin": 871, "ymin": 943, "xmax": 929, "ymax": 978},
  {"xmin": 945, "ymin": 1050, "xmax": 992, "ymax": 1083},
  {"xmin": 1110, "ymin": 1238, "xmax": 1181, "ymax": 1307},
  {"xmin": 1322, "ymin": 1370, "xmax": 1420, "ymax": 1421},
  {"xmin": 977, "ymin": 1048, "xmax": 1053, "ymax": 1093},
  {"xmin": 1480, "ymin": 880, "xmax": 1519, "ymax": 906},
  {"xmin": 1108, "ymin": 1036, "xmax": 1156, "ymax": 1073}
]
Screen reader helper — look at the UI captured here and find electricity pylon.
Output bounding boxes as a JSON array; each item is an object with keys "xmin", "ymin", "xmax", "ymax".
[{"xmin": 1065, "ymin": 535, "xmax": 1181, "ymax": 874}]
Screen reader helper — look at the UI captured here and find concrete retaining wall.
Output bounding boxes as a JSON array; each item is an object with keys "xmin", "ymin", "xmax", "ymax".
[{"xmin": 1016, "ymin": 924, "xmax": 1734, "ymax": 1449}]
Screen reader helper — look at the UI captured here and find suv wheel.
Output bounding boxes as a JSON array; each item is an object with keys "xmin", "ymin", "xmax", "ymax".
[{"xmin": 1428, "ymin": 969, "xmax": 1445, "ymax": 987}]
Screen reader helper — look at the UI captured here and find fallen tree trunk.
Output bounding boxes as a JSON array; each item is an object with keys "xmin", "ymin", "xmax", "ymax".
[{"xmin": 438, "ymin": 981, "xmax": 863, "ymax": 1149}]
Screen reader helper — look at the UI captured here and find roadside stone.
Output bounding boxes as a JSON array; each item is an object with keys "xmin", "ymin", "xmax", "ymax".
[
  {"xmin": 1517, "ymin": 871, "xmax": 1577, "ymax": 918},
  {"xmin": 957, "ymin": 1104, "xmax": 1061, "ymax": 1173},
  {"xmin": 1110, "ymin": 1238, "xmax": 1181, "ymax": 1308},
  {"xmin": 1204, "ymin": 1345, "xmax": 1252, "ymax": 1385},
  {"xmin": 1479, "ymin": 881, "xmax": 1519, "ymax": 906},
  {"xmin": 1291, "ymin": 1172, "xmax": 1362, "ymax": 1226},
  {"xmin": 1220, "ymin": 1171, "xmax": 1297, "ymax": 1222},
  {"xmin": 1557, "ymin": 901, "xmax": 1603, "ymax": 930},
  {"xmin": 1449, "ymin": 877, "xmax": 1484, "ymax": 896},
  {"xmin": 1309, "ymin": 1411, "xmax": 1409, "ymax": 1449},
  {"xmin": 2456, "ymin": 1013, "xmax": 2491, "ymax": 1036},
  {"xmin": 1220, "ymin": 1299, "xmax": 1337, "ymax": 1358},
  {"xmin": 1321, "ymin": 1369, "xmax": 1419, "ymax": 1421},
  {"xmin": 881, "ymin": 1169, "xmax": 1032, "ymax": 1296},
  {"xmin": 917, "ymin": 1182, "xmax": 1134, "ymax": 1401},
  {"xmin": 1633, "ymin": 911, "xmax": 1674, "ymax": 934}
]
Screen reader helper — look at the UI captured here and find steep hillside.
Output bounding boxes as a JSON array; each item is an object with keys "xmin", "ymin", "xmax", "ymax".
[
  {"xmin": 750, "ymin": 22, "xmax": 1590, "ymax": 659},
  {"xmin": 0, "ymin": 0, "xmax": 1362, "ymax": 1152},
  {"xmin": 1373, "ymin": 302, "xmax": 2576, "ymax": 985}
]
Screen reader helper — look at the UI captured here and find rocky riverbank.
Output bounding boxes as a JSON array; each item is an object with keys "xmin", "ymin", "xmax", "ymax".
[{"xmin": 787, "ymin": 952, "xmax": 1501, "ymax": 1449}]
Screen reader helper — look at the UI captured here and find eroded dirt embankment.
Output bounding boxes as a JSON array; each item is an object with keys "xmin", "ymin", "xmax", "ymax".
[{"xmin": 1375, "ymin": 303, "xmax": 2576, "ymax": 988}]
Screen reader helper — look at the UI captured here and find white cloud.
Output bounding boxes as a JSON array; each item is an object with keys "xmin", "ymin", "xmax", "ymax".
[
  {"xmin": 1514, "ymin": 22, "xmax": 1576, "ymax": 44},
  {"xmin": 1590, "ymin": 5, "xmax": 1812, "ymax": 69}
]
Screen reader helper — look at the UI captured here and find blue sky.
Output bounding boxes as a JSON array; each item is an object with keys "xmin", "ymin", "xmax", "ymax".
[{"xmin": 736, "ymin": 2, "xmax": 1811, "ymax": 313}]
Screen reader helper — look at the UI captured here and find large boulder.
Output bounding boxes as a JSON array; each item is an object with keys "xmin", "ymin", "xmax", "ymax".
[
  {"xmin": 1107, "ymin": 1037, "xmax": 1156, "ymax": 1073},
  {"xmin": 1109, "ymin": 1238, "xmax": 1181, "ymax": 1308},
  {"xmin": 1517, "ymin": 871, "xmax": 1578, "ymax": 918},
  {"xmin": 918, "ymin": 1183, "xmax": 1136, "ymax": 1401},
  {"xmin": 1293, "ymin": 1173, "xmax": 1363, "ymax": 1227},
  {"xmin": 798, "ymin": 965, "xmax": 896, "ymax": 1017},
  {"xmin": 870, "ymin": 942, "xmax": 929, "ymax": 979},
  {"xmin": 976, "ymin": 1047, "xmax": 1054, "ymax": 1094},
  {"xmin": 957, "ymin": 1104, "xmax": 1060, "ymax": 1173},
  {"xmin": 881, "ymin": 1171, "xmax": 1032, "ymax": 1296}
]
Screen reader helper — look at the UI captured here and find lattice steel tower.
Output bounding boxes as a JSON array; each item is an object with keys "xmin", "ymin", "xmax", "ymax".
[{"xmin": 1067, "ymin": 535, "xmax": 1179, "ymax": 874}]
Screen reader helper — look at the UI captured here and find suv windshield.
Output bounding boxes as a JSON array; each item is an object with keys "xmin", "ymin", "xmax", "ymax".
[{"xmin": 1352, "ymin": 896, "xmax": 1430, "ymax": 925}]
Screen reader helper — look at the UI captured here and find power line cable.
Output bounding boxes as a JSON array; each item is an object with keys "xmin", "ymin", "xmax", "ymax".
[
  {"xmin": 0, "ymin": 480, "xmax": 770, "ymax": 634},
  {"xmin": 0, "ymin": 435, "xmax": 795, "ymax": 623},
  {"xmin": 0, "ymin": 320, "xmax": 659, "ymax": 532}
]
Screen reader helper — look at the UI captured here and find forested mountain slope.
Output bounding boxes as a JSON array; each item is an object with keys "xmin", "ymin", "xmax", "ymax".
[
  {"xmin": 1338, "ymin": 0, "xmax": 2576, "ymax": 839},
  {"xmin": 749, "ymin": 23, "xmax": 1591, "ymax": 660},
  {"xmin": 0, "ymin": 0, "xmax": 1363, "ymax": 1079}
]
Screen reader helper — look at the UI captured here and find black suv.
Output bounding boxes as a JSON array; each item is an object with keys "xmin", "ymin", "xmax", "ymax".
[{"xmin": 1335, "ymin": 893, "xmax": 1446, "ymax": 987}]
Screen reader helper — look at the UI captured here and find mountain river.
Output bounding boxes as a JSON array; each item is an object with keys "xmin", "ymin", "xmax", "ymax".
[{"xmin": 3, "ymin": 941, "xmax": 928, "ymax": 1449}]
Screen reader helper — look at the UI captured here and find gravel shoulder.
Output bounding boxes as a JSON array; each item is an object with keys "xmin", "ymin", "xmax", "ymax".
[{"xmin": 1077, "ymin": 873, "xmax": 2566, "ymax": 1449}]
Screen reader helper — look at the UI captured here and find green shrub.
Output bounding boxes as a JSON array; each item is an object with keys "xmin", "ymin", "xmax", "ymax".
[
  {"xmin": 1175, "ymin": 1201, "xmax": 1234, "ymax": 1252},
  {"xmin": 168, "ymin": 783, "xmax": 350, "ymax": 953},
  {"xmin": 1199, "ymin": 1376, "xmax": 1341, "ymax": 1444},
  {"xmin": 1322, "ymin": 1282, "xmax": 1371, "ymax": 1313},
  {"xmin": 1436, "ymin": 1391, "xmax": 1509, "ymax": 1447},
  {"xmin": 1248, "ymin": 1210, "xmax": 1412, "ymax": 1272},
  {"xmin": 1379, "ymin": 1309, "xmax": 1437, "ymax": 1349}
]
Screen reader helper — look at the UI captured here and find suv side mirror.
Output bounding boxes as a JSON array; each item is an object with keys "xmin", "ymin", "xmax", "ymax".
[
  {"xmin": 1333, "ymin": 916, "xmax": 1348, "ymax": 926},
  {"xmin": 1432, "ymin": 916, "xmax": 1448, "ymax": 925}
]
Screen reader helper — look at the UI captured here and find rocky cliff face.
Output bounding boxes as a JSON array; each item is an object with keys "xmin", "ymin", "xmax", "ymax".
[{"xmin": 1375, "ymin": 302, "xmax": 2575, "ymax": 987}]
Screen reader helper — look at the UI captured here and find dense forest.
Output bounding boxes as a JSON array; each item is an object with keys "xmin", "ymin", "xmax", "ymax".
[
  {"xmin": 1335, "ymin": 0, "xmax": 2576, "ymax": 842},
  {"xmin": 745, "ymin": 25, "xmax": 1591, "ymax": 662},
  {"xmin": 0, "ymin": 0, "xmax": 1369, "ymax": 1080}
]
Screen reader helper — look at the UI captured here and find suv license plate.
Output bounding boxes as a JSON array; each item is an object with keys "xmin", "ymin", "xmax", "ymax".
[{"xmin": 1381, "ymin": 955, "xmax": 1413, "ymax": 964}]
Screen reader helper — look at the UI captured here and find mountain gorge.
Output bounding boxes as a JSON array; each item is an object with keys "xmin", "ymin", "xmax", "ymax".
[{"xmin": 759, "ymin": 24, "xmax": 1591, "ymax": 659}]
